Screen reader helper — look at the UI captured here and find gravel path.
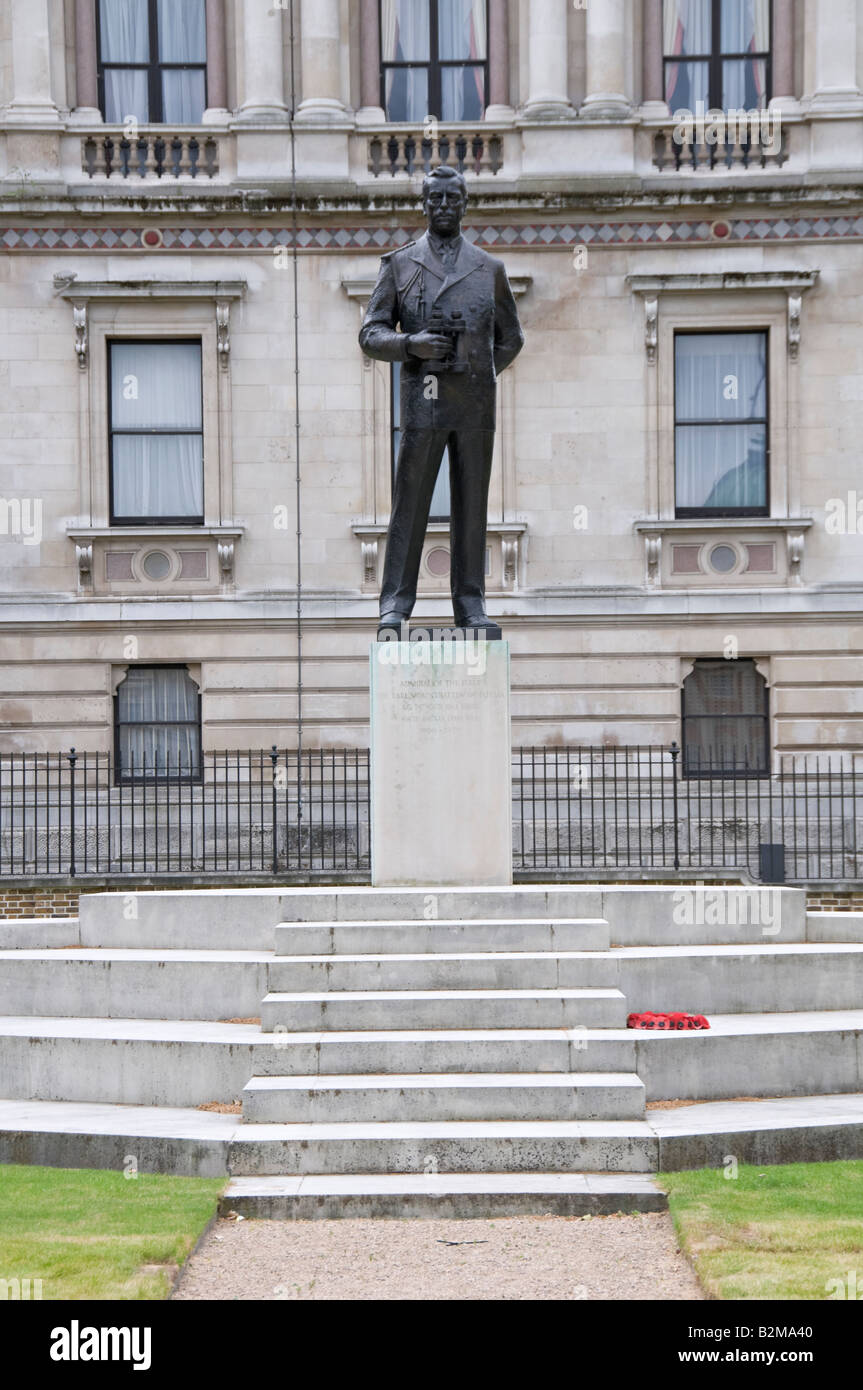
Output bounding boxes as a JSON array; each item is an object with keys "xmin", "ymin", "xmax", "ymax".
[{"xmin": 173, "ymin": 1211, "xmax": 704, "ymax": 1301}]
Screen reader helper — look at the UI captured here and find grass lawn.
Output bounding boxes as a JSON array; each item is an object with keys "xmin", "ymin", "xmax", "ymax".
[
  {"xmin": 660, "ymin": 1160, "xmax": 863, "ymax": 1300},
  {"xmin": 0, "ymin": 1164, "xmax": 225, "ymax": 1300}
]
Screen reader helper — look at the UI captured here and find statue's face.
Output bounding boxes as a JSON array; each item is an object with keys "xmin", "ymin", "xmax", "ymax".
[{"xmin": 423, "ymin": 180, "xmax": 468, "ymax": 237}]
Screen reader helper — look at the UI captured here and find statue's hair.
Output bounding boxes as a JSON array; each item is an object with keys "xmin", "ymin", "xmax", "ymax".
[{"xmin": 422, "ymin": 165, "xmax": 467, "ymax": 200}]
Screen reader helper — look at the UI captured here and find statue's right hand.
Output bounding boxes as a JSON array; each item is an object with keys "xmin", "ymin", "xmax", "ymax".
[{"xmin": 406, "ymin": 331, "xmax": 453, "ymax": 359}]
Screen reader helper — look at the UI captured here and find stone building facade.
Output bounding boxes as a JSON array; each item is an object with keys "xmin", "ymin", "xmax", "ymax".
[{"xmin": 1, "ymin": 0, "xmax": 862, "ymax": 776}]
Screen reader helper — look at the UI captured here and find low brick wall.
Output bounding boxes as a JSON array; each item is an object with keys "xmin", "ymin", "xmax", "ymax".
[
  {"xmin": 0, "ymin": 886, "xmax": 80, "ymax": 918},
  {"xmin": 806, "ymin": 891, "xmax": 863, "ymax": 912}
]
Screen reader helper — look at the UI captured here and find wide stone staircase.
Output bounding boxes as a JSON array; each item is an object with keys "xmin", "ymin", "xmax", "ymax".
[{"xmin": 2, "ymin": 884, "xmax": 863, "ymax": 1217}]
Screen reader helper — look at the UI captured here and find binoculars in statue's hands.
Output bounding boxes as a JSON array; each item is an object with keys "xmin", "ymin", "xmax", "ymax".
[{"xmin": 424, "ymin": 308, "xmax": 468, "ymax": 374}]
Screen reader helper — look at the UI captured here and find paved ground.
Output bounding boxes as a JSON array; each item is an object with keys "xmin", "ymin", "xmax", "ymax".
[{"xmin": 173, "ymin": 1211, "xmax": 705, "ymax": 1301}]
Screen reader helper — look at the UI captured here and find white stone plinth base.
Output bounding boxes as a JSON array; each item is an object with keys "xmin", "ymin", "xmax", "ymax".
[{"xmin": 370, "ymin": 639, "xmax": 512, "ymax": 887}]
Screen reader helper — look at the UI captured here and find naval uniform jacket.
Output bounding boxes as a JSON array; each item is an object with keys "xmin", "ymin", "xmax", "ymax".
[{"xmin": 359, "ymin": 232, "xmax": 524, "ymax": 433}]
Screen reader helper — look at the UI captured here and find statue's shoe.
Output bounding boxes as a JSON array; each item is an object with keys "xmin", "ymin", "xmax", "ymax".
[
  {"xmin": 377, "ymin": 611, "xmax": 408, "ymax": 635},
  {"xmin": 455, "ymin": 611, "xmax": 496, "ymax": 628},
  {"xmin": 454, "ymin": 612, "xmax": 502, "ymax": 637}
]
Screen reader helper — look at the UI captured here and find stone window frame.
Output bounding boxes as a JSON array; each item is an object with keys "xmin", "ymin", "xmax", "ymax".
[
  {"xmin": 112, "ymin": 662, "xmax": 203, "ymax": 786},
  {"xmin": 628, "ymin": 270, "xmax": 818, "ymax": 588},
  {"xmin": 57, "ymin": 278, "xmax": 245, "ymax": 590},
  {"xmin": 680, "ymin": 655, "xmax": 771, "ymax": 779},
  {"xmin": 73, "ymin": 0, "xmax": 229, "ymax": 123}
]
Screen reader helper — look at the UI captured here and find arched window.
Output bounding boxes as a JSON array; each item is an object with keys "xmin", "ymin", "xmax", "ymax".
[
  {"xmin": 115, "ymin": 665, "xmax": 202, "ymax": 782},
  {"xmin": 682, "ymin": 659, "xmax": 769, "ymax": 776}
]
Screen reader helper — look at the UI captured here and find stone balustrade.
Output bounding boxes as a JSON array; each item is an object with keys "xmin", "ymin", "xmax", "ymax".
[
  {"xmin": 81, "ymin": 131, "xmax": 220, "ymax": 180},
  {"xmin": 366, "ymin": 128, "xmax": 505, "ymax": 179}
]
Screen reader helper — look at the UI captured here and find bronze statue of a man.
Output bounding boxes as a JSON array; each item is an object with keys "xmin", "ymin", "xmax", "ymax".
[{"xmin": 359, "ymin": 165, "xmax": 524, "ymax": 634}]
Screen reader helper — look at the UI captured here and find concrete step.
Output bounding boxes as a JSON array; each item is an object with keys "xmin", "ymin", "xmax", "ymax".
[
  {"xmin": 241, "ymin": 1072, "xmax": 646, "ymax": 1123},
  {"xmin": 613, "ymin": 943, "xmax": 863, "ymax": 1014},
  {"xmin": 0, "ymin": 1097, "xmax": 234, "ymax": 1176},
  {"xmin": 261, "ymin": 988, "xmax": 628, "ymax": 1032},
  {"xmin": 4, "ymin": 1011, "xmax": 862, "ymax": 1109},
  {"xmin": 635, "ymin": 1009, "xmax": 863, "ymax": 1103},
  {"xmin": 3, "ymin": 1092, "xmax": 863, "ymax": 1181},
  {"xmin": 0, "ymin": 949, "xmax": 270, "ymax": 1020},
  {"xmin": 273, "ymin": 886, "xmax": 605, "ymax": 923},
  {"xmin": 806, "ymin": 912, "xmax": 863, "ymax": 943},
  {"xmin": 268, "ymin": 950, "xmax": 619, "ymax": 993},
  {"xmin": 251, "ymin": 1028, "xmax": 635, "ymax": 1076},
  {"xmin": 604, "ymin": 885, "xmax": 806, "ymax": 946},
  {"xmin": 0, "ymin": 919, "xmax": 81, "ymax": 950},
  {"xmin": 227, "ymin": 1119, "xmax": 657, "ymax": 1175},
  {"xmin": 653, "ymin": 1091, "xmax": 863, "ymax": 1170},
  {"xmin": 71, "ymin": 885, "xmax": 812, "ymax": 950},
  {"xmin": 274, "ymin": 918, "xmax": 610, "ymax": 955},
  {"xmin": 219, "ymin": 1172, "xmax": 667, "ymax": 1219},
  {"xmin": 76, "ymin": 886, "xmax": 604, "ymax": 948}
]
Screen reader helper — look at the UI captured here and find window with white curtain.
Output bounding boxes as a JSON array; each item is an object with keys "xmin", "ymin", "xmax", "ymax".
[
  {"xmin": 682, "ymin": 659, "xmax": 769, "ymax": 777},
  {"xmin": 380, "ymin": 0, "xmax": 487, "ymax": 122},
  {"xmin": 663, "ymin": 0, "xmax": 771, "ymax": 111},
  {"xmin": 109, "ymin": 340, "xmax": 204, "ymax": 524},
  {"xmin": 392, "ymin": 362, "xmax": 451, "ymax": 520},
  {"xmin": 97, "ymin": 0, "xmax": 207, "ymax": 124},
  {"xmin": 115, "ymin": 665, "xmax": 202, "ymax": 781},
  {"xmin": 674, "ymin": 331, "xmax": 768, "ymax": 516}
]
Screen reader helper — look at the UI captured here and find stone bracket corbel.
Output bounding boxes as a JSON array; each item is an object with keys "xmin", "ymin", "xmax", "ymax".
[
  {"xmin": 75, "ymin": 542, "xmax": 93, "ymax": 592},
  {"xmin": 787, "ymin": 292, "xmax": 802, "ymax": 361},
  {"xmin": 217, "ymin": 540, "xmax": 235, "ymax": 584},
  {"xmin": 216, "ymin": 301, "xmax": 231, "ymax": 369},
  {"xmin": 502, "ymin": 535, "xmax": 519, "ymax": 588},
  {"xmin": 787, "ymin": 529, "xmax": 805, "ymax": 581},
  {"xmin": 73, "ymin": 304, "xmax": 88, "ymax": 369},
  {"xmin": 644, "ymin": 298, "xmax": 658, "ymax": 365},
  {"xmin": 645, "ymin": 533, "xmax": 662, "ymax": 584},
  {"xmin": 361, "ymin": 539, "xmax": 379, "ymax": 586}
]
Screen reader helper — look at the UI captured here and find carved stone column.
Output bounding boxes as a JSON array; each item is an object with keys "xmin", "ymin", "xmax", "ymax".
[
  {"xmin": 295, "ymin": 0, "xmax": 349, "ymax": 123},
  {"xmin": 641, "ymin": 0, "xmax": 668, "ymax": 115},
  {"xmin": 236, "ymin": 0, "xmax": 288, "ymax": 122},
  {"xmin": 5, "ymin": 0, "xmax": 60, "ymax": 124},
  {"xmin": 486, "ymin": 0, "xmax": 514, "ymax": 121},
  {"xmin": 357, "ymin": 0, "xmax": 385, "ymax": 124},
  {"xmin": 581, "ymin": 0, "xmax": 630, "ymax": 118},
  {"xmin": 523, "ymin": 0, "xmax": 573, "ymax": 120},
  {"xmin": 71, "ymin": 0, "xmax": 101, "ymax": 124},
  {"xmin": 203, "ymin": 0, "xmax": 230, "ymax": 122},
  {"xmin": 810, "ymin": 0, "xmax": 863, "ymax": 111}
]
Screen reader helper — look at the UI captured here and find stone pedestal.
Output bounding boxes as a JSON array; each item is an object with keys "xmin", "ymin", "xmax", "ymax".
[{"xmin": 370, "ymin": 639, "xmax": 512, "ymax": 887}]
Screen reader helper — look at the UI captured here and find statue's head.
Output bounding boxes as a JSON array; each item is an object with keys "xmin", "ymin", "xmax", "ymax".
[{"xmin": 421, "ymin": 165, "xmax": 468, "ymax": 237}]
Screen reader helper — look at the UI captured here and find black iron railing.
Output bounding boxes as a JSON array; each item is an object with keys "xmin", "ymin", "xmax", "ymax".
[
  {"xmin": 512, "ymin": 746, "xmax": 862, "ymax": 883},
  {"xmin": 1, "ymin": 745, "xmax": 861, "ymax": 882},
  {"xmin": 0, "ymin": 748, "xmax": 370, "ymax": 878}
]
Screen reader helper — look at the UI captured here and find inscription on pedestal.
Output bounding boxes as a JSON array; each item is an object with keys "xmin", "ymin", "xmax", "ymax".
[{"xmin": 370, "ymin": 641, "xmax": 512, "ymax": 887}]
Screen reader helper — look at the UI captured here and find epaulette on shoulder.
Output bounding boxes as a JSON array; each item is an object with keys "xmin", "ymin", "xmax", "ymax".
[{"xmin": 384, "ymin": 239, "xmax": 417, "ymax": 259}]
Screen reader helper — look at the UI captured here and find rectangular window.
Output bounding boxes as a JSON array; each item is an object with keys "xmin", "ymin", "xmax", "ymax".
[
  {"xmin": 682, "ymin": 658, "xmax": 769, "ymax": 777},
  {"xmin": 109, "ymin": 340, "xmax": 204, "ymax": 525},
  {"xmin": 392, "ymin": 362, "xmax": 451, "ymax": 520},
  {"xmin": 381, "ymin": 0, "xmax": 488, "ymax": 122},
  {"xmin": 97, "ymin": 0, "xmax": 207, "ymax": 124},
  {"xmin": 664, "ymin": 0, "xmax": 771, "ymax": 112},
  {"xmin": 115, "ymin": 665, "xmax": 202, "ymax": 782},
  {"xmin": 674, "ymin": 330, "xmax": 768, "ymax": 517}
]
